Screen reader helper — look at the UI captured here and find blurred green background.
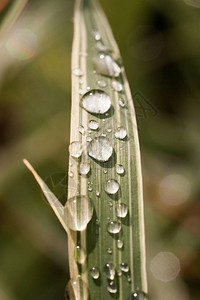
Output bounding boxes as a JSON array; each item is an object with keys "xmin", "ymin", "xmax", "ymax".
[{"xmin": 0, "ymin": 0, "xmax": 200, "ymax": 299}]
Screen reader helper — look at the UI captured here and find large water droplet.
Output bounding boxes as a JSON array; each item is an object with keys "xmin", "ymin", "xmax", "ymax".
[
  {"xmin": 105, "ymin": 263, "xmax": 115, "ymax": 280},
  {"xmin": 69, "ymin": 141, "xmax": 82, "ymax": 158},
  {"xmin": 116, "ymin": 203, "xmax": 128, "ymax": 218},
  {"xmin": 93, "ymin": 53, "xmax": 121, "ymax": 77},
  {"xmin": 115, "ymin": 127, "xmax": 127, "ymax": 140},
  {"xmin": 88, "ymin": 136, "xmax": 113, "ymax": 162},
  {"xmin": 64, "ymin": 195, "xmax": 94, "ymax": 231},
  {"xmin": 72, "ymin": 68, "xmax": 83, "ymax": 76},
  {"xmin": 105, "ymin": 179, "xmax": 120, "ymax": 194},
  {"xmin": 65, "ymin": 277, "xmax": 88, "ymax": 300},
  {"xmin": 116, "ymin": 164, "xmax": 125, "ymax": 174},
  {"xmin": 112, "ymin": 80, "xmax": 123, "ymax": 92},
  {"xmin": 107, "ymin": 221, "xmax": 121, "ymax": 234},
  {"xmin": 107, "ymin": 281, "xmax": 118, "ymax": 294},
  {"xmin": 120, "ymin": 262, "xmax": 129, "ymax": 272},
  {"xmin": 79, "ymin": 162, "xmax": 90, "ymax": 175},
  {"xmin": 81, "ymin": 90, "xmax": 111, "ymax": 114},
  {"xmin": 89, "ymin": 120, "xmax": 99, "ymax": 130},
  {"xmin": 75, "ymin": 246, "xmax": 86, "ymax": 264},
  {"xmin": 90, "ymin": 266, "xmax": 100, "ymax": 279},
  {"xmin": 117, "ymin": 239, "xmax": 124, "ymax": 249}
]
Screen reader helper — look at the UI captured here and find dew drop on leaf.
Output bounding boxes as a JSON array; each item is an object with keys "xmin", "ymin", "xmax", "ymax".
[
  {"xmin": 116, "ymin": 164, "xmax": 125, "ymax": 175},
  {"xmin": 88, "ymin": 136, "xmax": 113, "ymax": 162},
  {"xmin": 69, "ymin": 141, "xmax": 82, "ymax": 158},
  {"xmin": 116, "ymin": 203, "xmax": 128, "ymax": 218},
  {"xmin": 107, "ymin": 280, "xmax": 118, "ymax": 294},
  {"xmin": 118, "ymin": 98, "xmax": 126, "ymax": 107},
  {"xmin": 78, "ymin": 125, "xmax": 85, "ymax": 135},
  {"xmin": 107, "ymin": 220, "xmax": 121, "ymax": 234},
  {"xmin": 117, "ymin": 239, "xmax": 124, "ymax": 249},
  {"xmin": 120, "ymin": 262, "xmax": 129, "ymax": 272},
  {"xmin": 89, "ymin": 120, "xmax": 99, "ymax": 130},
  {"xmin": 105, "ymin": 179, "xmax": 119, "ymax": 194},
  {"xmin": 93, "ymin": 52, "xmax": 121, "ymax": 77},
  {"xmin": 79, "ymin": 162, "xmax": 90, "ymax": 175},
  {"xmin": 65, "ymin": 278, "xmax": 88, "ymax": 300},
  {"xmin": 104, "ymin": 262, "xmax": 115, "ymax": 280},
  {"xmin": 112, "ymin": 80, "xmax": 123, "ymax": 92},
  {"xmin": 81, "ymin": 89, "xmax": 111, "ymax": 114},
  {"xmin": 90, "ymin": 266, "xmax": 100, "ymax": 279},
  {"xmin": 72, "ymin": 68, "xmax": 83, "ymax": 76},
  {"xmin": 115, "ymin": 127, "xmax": 127, "ymax": 140},
  {"xmin": 75, "ymin": 245, "xmax": 86, "ymax": 264}
]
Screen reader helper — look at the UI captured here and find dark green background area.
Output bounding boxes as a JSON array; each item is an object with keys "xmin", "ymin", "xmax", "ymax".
[{"xmin": 0, "ymin": 0, "xmax": 199, "ymax": 299}]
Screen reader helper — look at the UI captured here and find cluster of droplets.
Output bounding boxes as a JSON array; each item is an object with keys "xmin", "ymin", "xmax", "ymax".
[{"xmin": 66, "ymin": 27, "xmax": 140, "ymax": 298}]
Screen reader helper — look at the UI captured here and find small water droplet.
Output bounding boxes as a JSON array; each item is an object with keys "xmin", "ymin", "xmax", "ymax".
[
  {"xmin": 101, "ymin": 133, "xmax": 107, "ymax": 137},
  {"xmin": 120, "ymin": 262, "xmax": 129, "ymax": 272},
  {"xmin": 117, "ymin": 239, "xmax": 124, "ymax": 249},
  {"xmin": 112, "ymin": 80, "xmax": 123, "ymax": 92},
  {"xmin": 96, "ymin": 191, "xmax": 100, "ymax": 197},
  {"xmin": 107, "ymin": 247, "xmax": 112, "ymax": 254},
  {"xmin": 116, "ymin": 164, "xmax": 125, "ymax": 174},
  {"xmin": 78, "ymin": 125, "xmax": 85, "ymax": 135},
  {"xmin": 75, "ymin": 245, "xmax": 86, "ymax": 264},
  {"xmin": 78, "ymin": 88, "xmax": 84, "ymax": 95},
  {"xmin": 69, "ymin": 171, "xmax": 74, "ymax": 178},
  {"xmin": 88, "ymin": 136, "xmax": 113, "ymax": 162},
  {"xmin": 90, "ymin": 266, "xmax": 100, "ymax": 279},
  {"xmin": 105, "ymin": 263, "xmax": 115, "ymax": 280},
  {"xmin": 107, "ymin": 280, "xmax": 118, "ymax": 294},
  {"xmin": 92, "ymin": 30, "xmax": 101, "ymax": 41},
  {"xmin": 73, "ymin": 68, "xmax": 83, "ymax": 76},
  {"xmin": 127, "ymin": 276, "xmax": 132, "ymax": 283},
  {"xmin": 86, "ymin": 86, "xmax": 91, "ymax": 90},
  {"xmin": 65, "ymin": 278, "xmax": 88, "ymax": 300},
  {"xmin": 107, "ymin": 221, "xmax": 121, "ymax": 234},
  {"xmin": 88, "ymin": 186, "xmax": 93, "ymax": 192},
  {"xmin": 107, "ymin": 128, "xmax": 112, "ymax": 133},
  {"xmin": 81, "ymin": 89, "xmax": 111, "ymax": 114},
  {"xmin": 86, "ymin": 136, "xmax": 92, "ymax": 142},
  {"xmin": 69, "ymin": 141, "xmax": 82, "ymax": 158},
  {"xmin": 97, "ymin": 80, "xmax": 107, "ymax": 88},
  {"xmin": 108, "ymin": 201, "xmax": 113, "ymax": 207},
  {"xmin": 69, "ymin": 161, "xmax": 73, "ymax": 167},
  {"xmin": 105, "ymin": 179, "xmax": 120, "ymax": 194},
  {"xmin": 96, "ymin": 41, "xmax": 107, "ymax": 51},
  {"xmin": 89, "ymin": 120, "xmax": 99, "ymax": 130},
  {"xmin": 116, "ymin": 203, "xmax": 128, "ymax": 218},
  {"xmin": 117, "ymin": 270, "xmax": 122, "ymax": 276},
  {"xmin": 93, "ymin": 53, "xmax": 121, "ymax": 77},
  {"xmin": 104, "ymin": 169, "xmax": 108, "ymax": 174},
  {"xmin": 88, "ymin": 129, "xmax": 92, "ymax": 134},
  {"xmin": 118, "ymin": 98, "xmax": 126, "ymax": 107},
  {"xmin": 79, "ymin": 162, "xmax": 90, "ymax": 175},
  {"xmin": 64, "ymin": 195, "xmax": 94, "ymax": 231},
  {"xmin": 115, "ymin": 127, "xmax": 127, "ymax": 140}
]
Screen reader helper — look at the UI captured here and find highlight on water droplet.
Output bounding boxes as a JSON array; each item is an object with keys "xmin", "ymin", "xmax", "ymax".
[
  {"xmin": 65, "ymin": 277, "xmax": 88, "ymax": 300},
  {"xmin": 64, "ymin": 195, "xmax": 94, "ymax": 231},
  {"xmin": 93, "ymin": 52, "xmax": 121, "ymax": 77},
  {"xmin": 107, "ymin": 280, "xmax": 118, "ymax": 294},
  {"xmin": 89, "ymin": 120, "xmax": 99, "ymax": 130},
  {"xmin": 104, "ymin": 262, "xmax": 115, "ymax": 280},
  {"xmin": 81, "ymin": 89, "xmax": 111, "ymax": 114},
  {"xmin": 129, "ymin": 292, "xmax": 146, "ymax": 299},
  {"xmin": 115, "ymin": 127, "xmax": 127, "ymax": 140},
  {"xmin": 75, "ymin": 245, "xmax": 86, "ymax": 264},
  {"xmin": 105, "ymin": 179, "xmax": 120, "ymax": 194},
  {"xmin": 79, "ymin": 162, "xmax": 90, "ymax": 175},
  {"xmin": 69, "ymin": 141, "xmax": 82, "ymax": 158},
  {"xmin": 6, "ymin": 28, "xmax": 38, "ymax": 60},
  {"xmin": 90, "ymin": 266, "xmax": 100, "ymax": 279},
  {"xmin": 120, "ymin": 262, "xmax": 129, "ymax": 272},
  {"xmin": 96, "ymin": 190, "xmax": 100, "ymax": 197},
  {"xmin": 116, "ymin": 164, "xmax": 125, "ymax": 175},
  {"xmin": 88, "ymin": 136, "xmax": 113, "ymax": 162},
  {"xmin": 107, "ymin": 220, "xmax": 121, "ymax": 234},
  {"xmin": 116, "ymin": 203, "xmax": 128, "ymax": 218},
  {"xmin": 73, "ymin": 68, "xmax": 83, "ymax": 76},
  {"xmin": 112, "ymin": 80, "xmax": 123, "ymax": 92}
]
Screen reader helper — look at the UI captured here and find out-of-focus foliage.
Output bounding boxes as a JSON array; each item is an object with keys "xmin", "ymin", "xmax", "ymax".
[{"xmin": 0, "ymin": 0, "xmax": 199, "ymax": 299}]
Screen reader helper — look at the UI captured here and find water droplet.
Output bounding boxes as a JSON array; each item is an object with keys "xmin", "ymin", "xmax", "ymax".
[
  {"xmin": 78, "ymin": 88, "xmax": 84, "ymax": 95},
  {"xmin": 96, "ymin": 191, "xmax": 100, "ymax": 197},
  {"xmin": 120, "ymin": 262, "xmax": 129, "ymax": 272},
  {"xmin": 118, "ymin": 98, "xmax": 126, "ymax": 107},
  {"xmin": 115, "ymin": 127, "xmax": 127, "ymax": 140},
  {"xmin": 86, "ymin": 136, "xmax": 92, "ymax": 142},
  {"xmin": 86, "ymin": 86, "xmax": 91, "ymax": 90},
  {"xmin": 101, "ymin": 133, "xmax": 107, "ymax": 137},
  {"xmin": 112, "ymin": 80, "xmax": 123, "ymax": 92},
  {"xmin": 88, "ymin": 129, "xmax": 92, "ymax": 134},
  {"xmin": 107, "ymin": 128, "xmax": 112, "ymax": 133},
  {"xmin": 78, "ymin": 125, "xmax": 85, "ymax": 135},
  {"xmin": 108, "ymin": 201, "xmax": 113, "ymax": 207},
  {"xmin": 69, "ymin": 161, "xmax": 73, "ymax": 167},
  {"xmin": 96, "ymin": 41, "xmax": 107, "ymax": 51},
  {"xmin": 90, "ymin": 266, "xmax": 100, "ymax": 279},
  {"xmin": 88, "ymin": 136, "xmax": 113, "ymax": 162},
  {"xmin": 107, "ymin": 221, "xmax": 121, "ymax": 234},
  {"xmin": 92, "ymin": 30, "xmax": 101, "ymax": 41},
  {"xmin": 81, "ymin": 89, "xmax": 111, "ymax": 114},
  {"xmin": 73, "ymin": 68, "xmax": 83, "ymax": 76},
  {"xmin": 79, "ymin": 162, "xmax": 90, "ymax": 175},
  {"xmin": 104, "ymin": 169, "xmax": 108, "ymax": 174},
  {"xmin": 69, "ymin": 171, "xmax": 74, "ymax": 178},
  {"xmin": 93, "ymin": 53, "xmax": 121, "ymax": 77},
  {"xmin": 127, "ymin": 276, "xmax": 132, "ymax": 283},
  {"xmin": 97, "ymin": 80, "xmax": 107, "ymax": 88},
  {"xmin": 107, "ymin": 281, "xmax": 118, "ymax": 294},
  {"xmin": 116, "ymin": 203, "xmax": 128, "ymax": 218},
  {"xmin": 65, "ymin": 277, "xmax": 88, "ymax": 300},
  {"xmin": 117, "ymin": 239, "xmax": 124, "ymax": 249},
  {"xmin": 105, "ymin": 179, "xmax": 120, "ymax": 194},
  {"xmin": 64, "ymin": 195, "xmax": 94, "ymax": 231},
  {"xmin": 117, "ymin": 270, "xmax": 122, "ymax": 276},
  {"xmin": 107, "ymin": 247, "xmax": 112, "ymax": 254},
  {"xmin": 105, "ymin": 263, "xmax": 115, "ymax": 280},
  {"xmin": 116, "ymin": 164, "xmax": 125, "ymax": 174},
  {"xmin": 129, "ymin": 292, "xmax": 146, "ymax": 299},
  {"xmin": 88, "ymin": 186, "xmax": 93, "ymax": 192},
  {"xmin": 69, "ymin": 141, "xmax": 82, "ymax": 158},
  {"xmin": 89, "ymin": 120, "xmax": 99, "ymax": 130},
  {"xmin": 75, "ymin": 245, "xmax": 86, "ymax": 264}
]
